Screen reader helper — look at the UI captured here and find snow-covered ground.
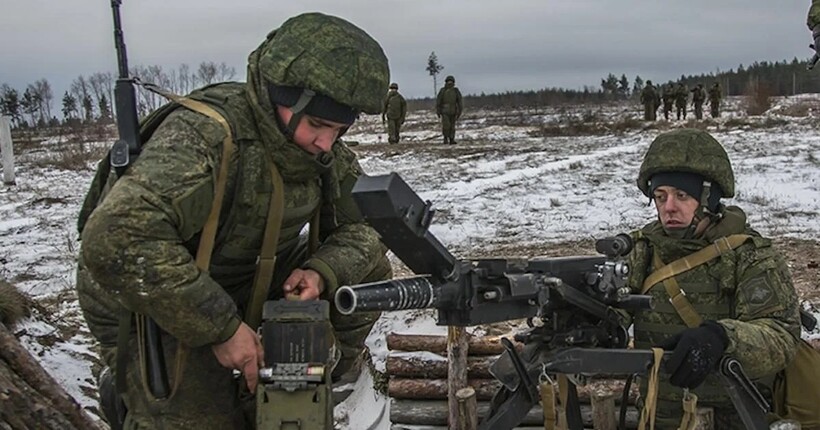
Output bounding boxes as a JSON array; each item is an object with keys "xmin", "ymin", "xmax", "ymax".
[{"xmin": 0, "ymin": 96, "xmax": 818, "ymax": 428}]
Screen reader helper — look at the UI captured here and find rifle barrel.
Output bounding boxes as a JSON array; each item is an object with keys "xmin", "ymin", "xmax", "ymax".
[{"xmin": 335, "ymin": 276, "xmax": 440, "ymax": 314}]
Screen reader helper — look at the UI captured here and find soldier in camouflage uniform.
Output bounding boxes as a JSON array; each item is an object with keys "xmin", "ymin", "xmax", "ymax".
[
  {"xmin": 628, "ymin": 129, "xmax": 801, "ymax": 429},
  {"xmin": 382, "ymin": 82, "xmax": 407, "ymax": 144},
  {"xmin": 75, "ymin": 13, "xmax": 392, "ymax": 429},
  {"xmin": 708, "ymin": 82, "xmax": 722, "ymax": 118},
  {"xmin": 640, "ymin": 80, "xmax": 660, "ymax": 121},
  {"xmin": 661, "ymin": 82, "xmax": 675, "ymax": 121},
  {"xmin": 435, "ymin": 75, "xmax": 463, "ymax": 145},
  {"xmin": 690, "ymin": 83, "xmax": 706, "ymax": 120},
  {"xmin": 674, "ymin": 83, "xmax": 688, "ymax": 120}
]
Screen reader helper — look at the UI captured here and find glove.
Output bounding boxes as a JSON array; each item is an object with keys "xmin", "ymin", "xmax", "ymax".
[{"xmin": 657, "ymin": 320, "xmax": 728, "ymax": 389}]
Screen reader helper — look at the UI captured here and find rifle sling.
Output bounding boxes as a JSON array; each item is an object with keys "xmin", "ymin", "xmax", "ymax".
[
  {"xmin": 641, "ymin": 234, "xmax": 751, "ymax": 328},
  {"xmin": 115, "ymin": 87, "xmax": 284, "ymax": 402}
]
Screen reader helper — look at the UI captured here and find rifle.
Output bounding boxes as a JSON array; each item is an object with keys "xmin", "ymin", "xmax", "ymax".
[
  {"xmin": 108, "ymin": 0, "xmax": 170, "ymax": 403},
  {"xmin": 336, "ymin": 173, "xmax": 773, "ymax": 430}
]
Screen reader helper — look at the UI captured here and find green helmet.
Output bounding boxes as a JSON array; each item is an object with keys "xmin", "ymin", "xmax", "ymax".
[
  {"xmin": 255, "ymin": 12, "xmax": 389, "ymax": 115},
  {"xmin": 445, "ymin": 75, "xmax": 455, "ymax": 83},
  {"xmin": 637, "ymin": 129, "xmax": 735, "ymax": 198}
]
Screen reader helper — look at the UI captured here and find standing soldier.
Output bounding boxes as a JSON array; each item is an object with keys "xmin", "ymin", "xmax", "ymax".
[
  {"xmin": 382, "ymin": 82, "xmax": 407, "ymax": 144},
  {"xmin": 674, "ymin": 82, "xmax": 689, "ymax": 120},
  {"xmin": 640, "ymin": 80, "xmax": 659, "ymax": 121},
  {"xmin": 708, "ymin": 82, "xmax": 722, "ymax": 118},
  {"xmin": 690, "ymin": 83, "xmax": 706, "ymax": 120},
  {"xmin": 435, "ymin": 75, "xmax": 463, "ymax": 145},
  {"xmin": 662, "ymin": 82, "xmax": 675, "ymax": 121}
]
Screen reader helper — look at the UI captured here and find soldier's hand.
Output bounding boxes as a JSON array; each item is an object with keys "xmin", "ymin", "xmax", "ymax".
[
  {"xmin": 283, "ymin": 268, "xmax": 324, "ymax": 300},
  {"xmin": 211, "ymin": 322, "xmax": 264, "ymax": 391},
  {"xmin": 657, "ymin": 320, "xmax": 728, "ymax": 389}
]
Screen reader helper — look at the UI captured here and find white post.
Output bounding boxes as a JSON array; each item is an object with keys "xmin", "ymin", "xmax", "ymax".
[{"xmin": 0, "ymin": 116, "xmax": 15, "ymax": 185}]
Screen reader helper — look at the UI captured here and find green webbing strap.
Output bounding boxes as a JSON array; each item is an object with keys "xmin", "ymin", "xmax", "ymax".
[
  {"xmin": 245, "ymin": 156, "xmax": 285, "ymax": 330},
  {"xmin": 114, "ymin": 86, "xmax": 237, "ymax": 402},
  {"xmin": 641, "ymin": 234, "xmax": 751, "ymax": 294},
  {"xmin": 652, "ymin": 252, "xmax": 703, "ymax": 329}
]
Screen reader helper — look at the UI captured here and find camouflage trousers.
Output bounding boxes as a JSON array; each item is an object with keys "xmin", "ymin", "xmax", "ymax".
[
  {"xmin": 710, "ymin": 103, "xmax": 720, "ymax": 118},
  {"xmin": 105, "ymin": 239, "xmax": 392, "ymax": 430},
  {"xmin": 643, "ymin": 104, "xmax": 657, "ymax": 121},
  {"xmin": 694, "ymin": 103, "xmax": 704, "ymax": 120},
  {"xmin": 386, "ymin": 118, "xmax": 402, "ymax": 144},
  {"xmin": 663, "ymin": 104, "xmax": 673, "ymax": 120},
  {"xmin": 440, "ymin": 114, "xmax": 458, "ymax": 144},
  {"xmin": 676, "ymin": 105, "xmax": 687, "ymax": 120}
]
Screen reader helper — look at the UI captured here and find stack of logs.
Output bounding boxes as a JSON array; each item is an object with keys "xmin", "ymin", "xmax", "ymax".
[{"xmin": 385, "ymin": 332, "xmax": 715, "ymax": 430}]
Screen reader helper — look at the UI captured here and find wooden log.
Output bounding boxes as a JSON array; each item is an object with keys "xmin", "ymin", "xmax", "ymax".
[
  {"xmin": 590, "ymin": 390, "xmax": 617, "ymax": 430},
  {"xmin": 386, "ymin": 355, "xmax": 496, "ymax": 379},
  {"xmin": 387, "ymin": 333, "xmax": 522, "ymax": 355},
  {"xmin": 386, "ymin": 377, "xmax": 638, "ymax": 404},
  {"xmin": 447, "ymin": 326, "xmax": 469, "ymax": 430},
  {"xmin": 456, "ymin": 387, "xmax": 477, "ymax": 430},
  {"xmin": 390, "ymin": 399, "xmax": 640, "ymax": 427},
  {"xmin": 388, "ymin": 378, "xmax": 500, "ymax": 400},
  {"xmin": 0, "ymin": 322, "xmax": 103, "ymax": 429}
]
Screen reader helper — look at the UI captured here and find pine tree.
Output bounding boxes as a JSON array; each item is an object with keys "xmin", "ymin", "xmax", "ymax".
[
  {"xmin": 61, "ymin": 91, "xmax": 77, "ymax": 121},
  {"xmin": 426, "ymin": 51, "xmax": 445, "ymax": 97}
]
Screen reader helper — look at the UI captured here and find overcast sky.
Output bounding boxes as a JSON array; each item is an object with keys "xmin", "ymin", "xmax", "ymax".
[{"xmin": 0, "ymin": 0, "xmax": 813, "ymax": 102}]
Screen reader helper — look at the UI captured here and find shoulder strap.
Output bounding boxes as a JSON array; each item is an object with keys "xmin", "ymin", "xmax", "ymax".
[{"xmin": 641, "ymin": 234, "xmax": 751, "ymax": 328}]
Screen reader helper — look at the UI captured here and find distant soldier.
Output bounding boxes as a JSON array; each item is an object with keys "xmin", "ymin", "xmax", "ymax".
[
  {"xmin": 382, "ymin": 82, "xmax": 407, "ymax": 144},
  {"xmin": 640, "ymin": 80, "xmax": 659, "ymax": 121},
  {"xmin": 436, "ymin": 75, "xmax": 463, "ymax": 144},
  {"xmin": 674, "ymin": 83, "xmax": 688, "ymax": 120},
  {"xmin": 708, "ymin": 82, "xmax": 722, "ymax": 118},
  {"xmin": 690, "ymin": 83, "xmax": 706, "ymax": 120},
  {"xmin": 661, "ymin": 82, "xmax": 675, "ymax": 120}
]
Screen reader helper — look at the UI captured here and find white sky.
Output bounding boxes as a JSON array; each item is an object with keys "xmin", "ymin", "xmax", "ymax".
[{"xmin": 0, "ymin": 1, "xmax": 814, "ymax": 101}]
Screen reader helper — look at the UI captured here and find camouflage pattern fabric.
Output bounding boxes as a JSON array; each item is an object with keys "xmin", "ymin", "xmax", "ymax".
[
  {"xmin": 436, "ymin": 82, "xmax": 462, "ymax": 144},
  {"xmin": 637, "ymin": 128, "xmax": 735, "ymax": 198},
  {"xmin": 77, "ymin": 12, "xmax": 392, "ymax": 429},
  {"xmin": 382, "ymin": 90, "xmax": 407, "ymax": 144},
  {"xmin": 708, "ymin": 84, "xmax": 722, "ymax": 118},
  {"xmin": 675, "ymin": 84, "xmax": 688, "ymax": 120},
  {"xmin": 640, "ymin": 84, "xmax": 659, "ymax": 121},
  {"xmin": 809, "ymin": 0, "xmax": 820, "ymax": 29},
  {"xmin": 628, "ymin": 206, "xmax": 801, "ymax": 428},
  {"xmin": 256, "ymin": 13, "xmax": 389, "ymax": 114},
  {"xmin": 691, "ymin": 86, "xmax": 706, "ymax": 120},
  {"xmin": 662, "ymin": 84, "xmax": 675, "ymax": 120}
]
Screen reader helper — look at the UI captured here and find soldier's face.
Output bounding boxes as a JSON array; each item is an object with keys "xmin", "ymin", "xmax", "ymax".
[
  {"xmin": 276, "ymin": 106, "xmax": 348, "ymax": 154},
  {"xmin": 652, "ymin": 186, "xmax": 699, "ymax": 229}
]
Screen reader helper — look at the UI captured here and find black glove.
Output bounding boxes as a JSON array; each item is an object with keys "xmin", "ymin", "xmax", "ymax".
[{"xmin": 657, "ymin": 320, "xmax": 728, "ymax": 389}]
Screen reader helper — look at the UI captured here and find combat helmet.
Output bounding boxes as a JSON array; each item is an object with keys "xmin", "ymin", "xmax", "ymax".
[
  {"xmin": 445, "ymin": 75, "xmax": 455, "ymax": 83},
  {"xmin": 253, "ymin": 12, "xmax": 389, "ymax": 134},
  {"xmin": 389, "ymin": 82, "xmax": 399, "ymax": 90},
  {"xmin": 638, "ymin": 129, "xmax": 735, "ymax": 199}
]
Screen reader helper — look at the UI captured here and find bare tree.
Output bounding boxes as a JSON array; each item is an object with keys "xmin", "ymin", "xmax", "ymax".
[
  {"xmin": 33, "ymin": 79, "xmax": 54, "ymax": 121},
  {"xmin": 196, "ymin": 61, "xmax": 219, "ymax": 86},
  {"xmin": 70, "ymin": 76, "xmax": 91, "ymax": 121},
  {"xmin": 88, "ymin": 72, "xmax": 114, "ymax": 114},
  {"xmin": 215, "ymin": 62, "xmax": 236, "ymax": 82}
]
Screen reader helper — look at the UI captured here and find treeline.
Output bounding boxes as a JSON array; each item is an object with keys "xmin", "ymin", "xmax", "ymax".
[
  {"xmin": 0, "ymin": 61, "xmax": 235, "ymax": 129},
  {"xmin": 412, "ymin": 57, "xmax": 820, "ymax": 111},
  {"xmin": 3, "ymin": 57, "xmax": 820, "ymax": 129}
]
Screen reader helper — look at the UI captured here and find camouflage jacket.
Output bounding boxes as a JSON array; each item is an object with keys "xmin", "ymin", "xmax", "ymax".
[
  {"xmin": 708, "ymin": 86, "xmax": 722, "ymax": 102},
  {"xmin": 436, "ymin": 84, "xmax": 463, "ymax": 116},
  {"xmin": 627, "ymin": 206, "xmax": 800, "ymax": 403},
  {"xmin": 809, "ymin": 0, "xmax": 820, "ymax": 29},
  {"xmin": 382, "ymin": 91, "xmax": 407, "ymax": 121},
  {"xmin": 640, "ymin": 85, "xmax": 659, "ymax": 107},
  {"xmin": 674, "ymin": 86, "xmax": 689, "ymax": 106},
  {"xmin": 77, "ymin": 83, "xmax": 387, "ymax": 348},
  {"xmin": 691, "ymin": 87, "xmax": 706, "ymax": 104}
]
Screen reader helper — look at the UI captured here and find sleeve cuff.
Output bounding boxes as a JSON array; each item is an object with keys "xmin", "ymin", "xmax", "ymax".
[
  {"xmin": 214, "ymin": 314, "xmax": 242, "ymax": 344},
  {"xmin": 303, "ymin": 258, "xmax": 339, "ymax": 294}
]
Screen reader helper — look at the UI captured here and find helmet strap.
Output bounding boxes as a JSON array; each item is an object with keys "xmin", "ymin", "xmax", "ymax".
[{"xmin": 281, "ymin": 89, "xmax": 316, "ymax": 139}]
